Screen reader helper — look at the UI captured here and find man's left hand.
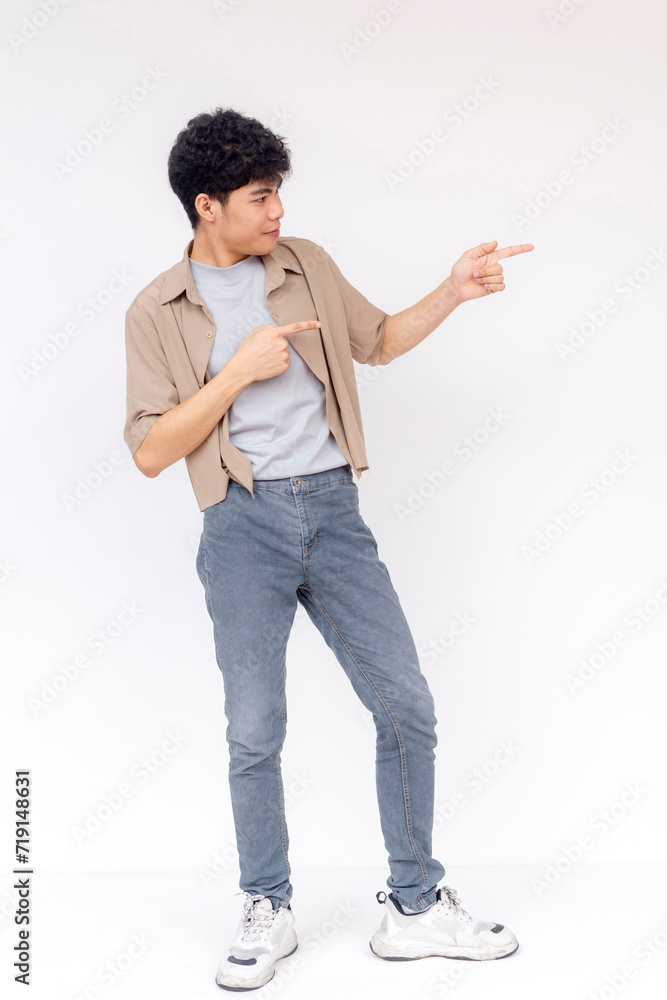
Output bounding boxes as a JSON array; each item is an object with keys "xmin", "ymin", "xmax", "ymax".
[{"xmin": 449, "ymin": 239, "xmax": 534, "ymax": 303}]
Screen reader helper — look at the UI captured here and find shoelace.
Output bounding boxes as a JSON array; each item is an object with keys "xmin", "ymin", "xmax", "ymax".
[
  {"xmin": 234, "ymin": 891, "xmax": 278, "ymax": 943},
  {"xmin": 436, "ymin": 885, "xmax": 474, "ymax": 926}
]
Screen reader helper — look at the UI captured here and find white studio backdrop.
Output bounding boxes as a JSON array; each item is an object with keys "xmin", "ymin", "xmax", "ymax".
[{"xmin": 1, "ymin": 0, "xmax": 666, "ymax": 957}]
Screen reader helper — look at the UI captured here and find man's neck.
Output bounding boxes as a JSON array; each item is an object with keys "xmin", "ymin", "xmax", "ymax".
[{"xmin": 190, "ymin": 234, "xmax": 251, "ymax": 269}]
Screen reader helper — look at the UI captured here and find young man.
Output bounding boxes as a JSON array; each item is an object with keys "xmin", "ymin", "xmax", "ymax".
[{"xmin": 123, "ymin": 107, "xmax": 533, "ymax": 991}]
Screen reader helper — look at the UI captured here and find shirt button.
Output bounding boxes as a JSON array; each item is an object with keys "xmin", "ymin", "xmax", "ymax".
[{"xmin": 205, "ymin": 330, "xmax": 213, "ymax": 338}]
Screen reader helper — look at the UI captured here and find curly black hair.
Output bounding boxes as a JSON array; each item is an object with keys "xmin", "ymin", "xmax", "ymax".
[{"xmin": 167, "ymin": 107, "xmax": 293, "ymax": 231}]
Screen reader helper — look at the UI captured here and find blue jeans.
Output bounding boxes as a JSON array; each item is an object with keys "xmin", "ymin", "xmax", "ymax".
[{"xmin": 196, "ymin": 462, "xmax": 446, "ymax": 912}]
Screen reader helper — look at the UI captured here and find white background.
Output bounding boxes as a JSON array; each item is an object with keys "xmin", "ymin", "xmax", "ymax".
[{"xmin": 2, "ymin": 0, "xmax": 666, "ymax": 997}]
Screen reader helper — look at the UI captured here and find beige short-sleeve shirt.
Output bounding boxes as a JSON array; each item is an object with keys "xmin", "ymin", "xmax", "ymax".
[{"xmin": 123, "ymin": 236, "xmax": 389, "ymax": 511}]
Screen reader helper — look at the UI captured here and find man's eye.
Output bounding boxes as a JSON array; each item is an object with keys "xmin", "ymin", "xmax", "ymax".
[{"xmin": 256, "ymin": 197, "xmax": 265, "ymax": 203}]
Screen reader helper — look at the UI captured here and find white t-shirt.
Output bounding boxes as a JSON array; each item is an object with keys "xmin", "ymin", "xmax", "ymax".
[{"xmin": 189, "ymin": 253, "xmax": 348, "ymax": 480}]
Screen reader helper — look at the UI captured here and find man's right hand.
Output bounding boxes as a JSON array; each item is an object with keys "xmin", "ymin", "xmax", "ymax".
[
  {"xmin": 132, "ymin": 320, "xmax": 322, "ymax": 478},
  {"xmin": 231, "ymin": 320, "xmax": 322, "ymax": 384}
]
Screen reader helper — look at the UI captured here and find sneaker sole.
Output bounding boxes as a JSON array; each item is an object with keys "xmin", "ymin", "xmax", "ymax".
[
  {"xmin": 216, "ymin": 940, "xmax": 299, "ymax": 991},
  {"xmin": 369, "ymin": 938, "xmax": 519, "ymax": 962}
]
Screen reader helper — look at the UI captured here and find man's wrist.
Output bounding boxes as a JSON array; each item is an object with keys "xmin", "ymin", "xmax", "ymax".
[
  {"xmin": 441, "ymin": 274, "xmax": 464, "ymax": 308},
  {"xmin": 219, "ymin": 355, "xmax": 254, "ymax": 392}
]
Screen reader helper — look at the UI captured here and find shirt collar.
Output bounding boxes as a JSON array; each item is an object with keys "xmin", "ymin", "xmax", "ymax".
[{"xmin": 158, "ymin": 237, "xmax": 303, "ymax": 306}]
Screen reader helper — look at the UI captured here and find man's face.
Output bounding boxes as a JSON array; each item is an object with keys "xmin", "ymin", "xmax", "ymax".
[{"xmin": 208, "ymin": 179, "xmax": 284, "ymax": 254}]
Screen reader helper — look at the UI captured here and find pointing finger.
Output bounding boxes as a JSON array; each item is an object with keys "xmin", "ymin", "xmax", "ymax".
[{"xmin": 492, "ymin": 244, "xmax": 535, "ymax": 261}]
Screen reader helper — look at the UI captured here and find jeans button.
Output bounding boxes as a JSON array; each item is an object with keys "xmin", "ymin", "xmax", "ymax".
[{"xmin": 293, "ymin": 478, "xmax": 302, "ymax": 485}]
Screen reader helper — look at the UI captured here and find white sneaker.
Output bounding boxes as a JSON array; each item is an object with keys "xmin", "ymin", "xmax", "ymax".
[
  {"xmin": 216, "ymin": 891, "xmax": 298, "ymax": 991},
  {"xmin": 369, "ymin": 884, "xmax": 519, "ymax": 961}
]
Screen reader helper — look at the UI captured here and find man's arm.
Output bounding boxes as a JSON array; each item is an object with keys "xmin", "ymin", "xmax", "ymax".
[
  {"xmin": 124, "ymin": 299, "xmax": 238, "ymax": 479},
  {"xmin": 378, "ymin": 277, "xmax": 461, "ymax": 366},
  {"xmin": 133, "ymin": 361, "xmax": 250, "ymax": 478},
  {"xmin": 377, "ymin": 239, "xmax": 535, "ymax": 365},
  {"xmin": 125, "ymin": 303, "xmax": 322, "ymax": 478}
]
